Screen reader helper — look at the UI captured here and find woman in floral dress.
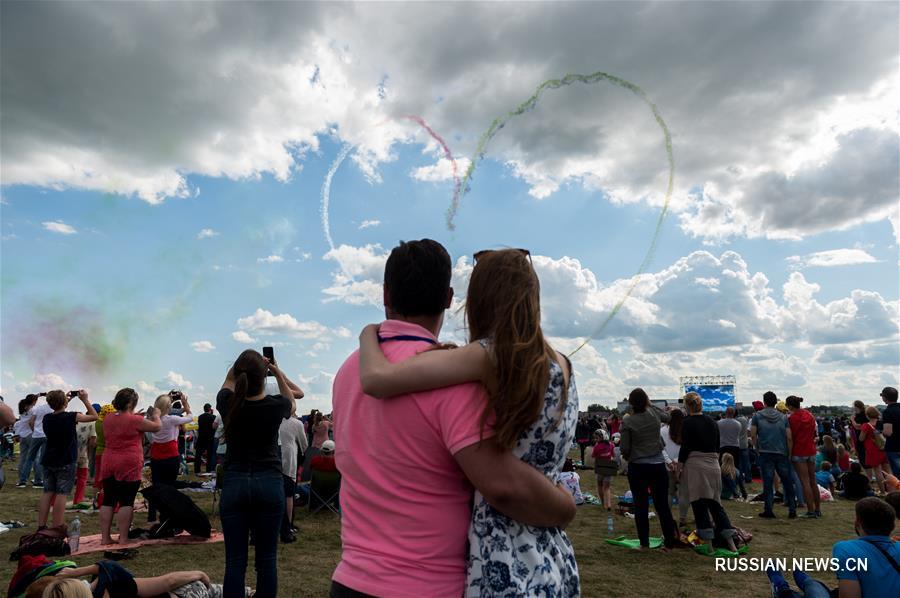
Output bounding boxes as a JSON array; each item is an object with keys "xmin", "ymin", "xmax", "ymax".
[{"xmin": 359, "ymin": 248, "xmax": 579, "ymax": 596}]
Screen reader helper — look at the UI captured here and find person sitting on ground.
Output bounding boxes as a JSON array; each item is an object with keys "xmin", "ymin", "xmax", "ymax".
[
  {"xmin": 832, "ymin": 497, "xmax": 900, "ymax": 597},
  {"xmin": 38, "ymin": 390, "xmax": 98, "ymax": 530},
  {"xmin": 310, "ymin": 439, "xmax": 337, "ymax": 472},
  {"xmin": 720, "ymin": 452, "xmax": 741, "ymax": 501},
  {"xmin": 837, "ymin": 444, "xmax": 851, "ymax": 473},
  {"xmin": 816, "ymin": 461, "xmax": 836, "ymax": 496},
  {"xmin": 558, "ymin": 458, "xmax": 585, "ymax": 506},
  {"xmin": 841, "ymin": 462, "xmax": 874, "ymax": 500},
  {"xmin": 592, "ymin": 429, "xmax": 616, "ymax": 511}
]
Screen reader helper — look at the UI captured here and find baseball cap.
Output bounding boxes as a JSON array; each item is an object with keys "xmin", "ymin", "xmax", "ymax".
[{"xmin": 321, "ymin": 440, "xmax": 335, "ymax": 454}]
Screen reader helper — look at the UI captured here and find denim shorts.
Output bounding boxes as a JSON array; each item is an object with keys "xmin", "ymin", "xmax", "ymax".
[
  {"xmin": 791, "ymin": 455, "xmax": 816, "ymax": 463},
  {"xmin": 43, "ymin": 463, "xmax": 76, "ymax": 494}
]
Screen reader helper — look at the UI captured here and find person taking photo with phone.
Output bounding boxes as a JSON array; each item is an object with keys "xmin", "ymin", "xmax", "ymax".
[
  {"xmin": 217, "ymin": 349, "xmax": 303, "ymax": 598},
  {"xmin": 38, "ymin": 390, "xmax": 97, "ymax": 529},
  {"xmin": 147, "ymin": 391, "xmax": 193, "ymax": 524}
]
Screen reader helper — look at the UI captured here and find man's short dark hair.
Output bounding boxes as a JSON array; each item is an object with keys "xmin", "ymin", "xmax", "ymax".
[
  {"xmin": 882, "ymin": 386, "xmax": 898, "ymax": 403},
  {"xmin": 855, "ymin": 497, "xmax": 896, "ymax": 536},
  {"xmin": 763, "ymin": 391, "xmax": 777, "ymax": 407},
  {"xmin": 383, "ymin": 239, "xmax": 451, "ymax": 317},
  {"xmin": 203, "ymin": 403, "xmax": 212, "ymax": 412}
]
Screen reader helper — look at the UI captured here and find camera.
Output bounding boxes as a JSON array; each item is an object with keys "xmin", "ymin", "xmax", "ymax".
[
  {"xmin": 38, "ymin": 392, "xmax": 48, "ymax": 397},
  {"xmin": 68, "ymin": 390, "xmax": 80, "ymax": 398}
]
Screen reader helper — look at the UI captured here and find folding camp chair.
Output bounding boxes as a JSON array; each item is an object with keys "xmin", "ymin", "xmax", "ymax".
[{"xmin": 308, "ymin": 469, "xmax": 340, "ymax": 515}]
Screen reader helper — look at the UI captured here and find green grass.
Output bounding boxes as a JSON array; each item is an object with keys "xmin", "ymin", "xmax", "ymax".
[{"xmin": 0, "ymin": 459, "xmax": 858, "ymax": 597}]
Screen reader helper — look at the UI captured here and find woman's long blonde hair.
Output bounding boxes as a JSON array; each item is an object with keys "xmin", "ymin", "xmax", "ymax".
[
  {"xmin": 720, "ymin": 452, "xmax": 737, "ymax": 479},
  {"xmin": 467, "ymin": 249, "xmax": 566, "ymax": 450}
]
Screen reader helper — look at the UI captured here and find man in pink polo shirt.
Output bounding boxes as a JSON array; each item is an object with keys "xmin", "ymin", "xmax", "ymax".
[{"xmin": 331, "ymin": 239, "xmax": 576, "ymax": 598}]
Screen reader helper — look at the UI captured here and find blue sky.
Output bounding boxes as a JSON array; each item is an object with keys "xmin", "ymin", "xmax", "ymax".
[{"xmin": 1, "ymin": 2, "xmax": 898, "ymax": 410}]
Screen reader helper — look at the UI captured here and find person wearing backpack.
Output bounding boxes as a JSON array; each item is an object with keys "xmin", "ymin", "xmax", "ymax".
[
  {"xmin": 860, "ymin": 406, "xmax": 889, "ymax": 494},
  {"xmin": 832, "ymin": 497, "xmax": 900, "ymax": 596}
]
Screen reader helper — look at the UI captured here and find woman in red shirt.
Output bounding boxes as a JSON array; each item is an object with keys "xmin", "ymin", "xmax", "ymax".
[
  {"xmin": 859, "ymin": 406, "xmax": 888, "ymax": 493},
  {"xmin": 786, "ymin": 396, "xmax": 820, "ymax": 518},
  {"xmin": 99, "ymin": 388, "xmax": 161, "ymax": 546}
]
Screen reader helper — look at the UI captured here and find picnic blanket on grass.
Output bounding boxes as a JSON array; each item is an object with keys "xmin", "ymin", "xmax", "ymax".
[{"xmin": 70, "ymin": 531, "xmax": 223, "ymax": 556}]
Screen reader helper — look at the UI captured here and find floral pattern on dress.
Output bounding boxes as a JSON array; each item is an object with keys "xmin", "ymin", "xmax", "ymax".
[{"xmin": 466, "ymin": 343, "xmax": 580, "ymax": 597}]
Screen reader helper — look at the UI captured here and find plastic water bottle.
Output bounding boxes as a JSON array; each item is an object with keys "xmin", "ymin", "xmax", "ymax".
[
  {"xmin": 606, "ymin": 514, "xmax": 614, "ymax": 537},
  {"xmin": 68, "ymin": 516, "xmax": 81, "ymax": 552}
]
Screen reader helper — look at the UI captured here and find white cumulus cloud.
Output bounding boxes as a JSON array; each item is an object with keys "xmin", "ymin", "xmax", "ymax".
[
  {"xmin": 190, "ymin": 340, "xmax": 215, "ymax": 352},
  {"xmin": 42, "ymin": 220, "xmax": 76, "ymax": 235}
]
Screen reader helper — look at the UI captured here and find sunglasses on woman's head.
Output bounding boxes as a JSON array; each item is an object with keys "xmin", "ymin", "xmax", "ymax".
[{"xmin": 473, "ymin": 248, "xmax": 532, "ymax": 263}]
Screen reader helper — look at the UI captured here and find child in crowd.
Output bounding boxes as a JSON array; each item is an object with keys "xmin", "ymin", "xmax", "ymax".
[
  {"xmin": 816, "ymin": 461, "xmax": 836, "ymax": 496},
  {"xmin": 720, "ymin": 452, "xmax": 741, "ymax": 500},
  {"xmin": 558, "ymin": 459, "xmax": 584, "ymax": 506},
  {"xmin": 38, "ymin": 390, "xmax": 98, "ymax": 529},
  {"xmin": 836, "ymin": 444, "xmax": 850, "ymax": 473},
  {"xmin": 840, "ymin": 462, "xmax": 873, "ymax": 500},
  {"xmin": 72, "ymin": 419, "xmax": 96, "ymax": 506},
  {"xmin": 591, "ymin": 429, "xmax": 616, "ymax": 511}
]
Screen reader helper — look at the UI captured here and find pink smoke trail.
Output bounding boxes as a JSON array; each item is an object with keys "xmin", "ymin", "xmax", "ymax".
[{"xmin": 400, "ymin": 115, "xmax": 461, "ymax": 211}]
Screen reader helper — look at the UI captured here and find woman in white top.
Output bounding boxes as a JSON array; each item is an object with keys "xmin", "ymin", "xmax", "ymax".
[
  {"xmin": 14, "ymin": 395, "xmax": 38, "ymax": 486},
  {"xmin": 147, "ymin": 392, "xmax": 193, "ymax": 523},
  {"xmin": 660, "ymin": 408, "xmax": 690, "ymax": 527}
]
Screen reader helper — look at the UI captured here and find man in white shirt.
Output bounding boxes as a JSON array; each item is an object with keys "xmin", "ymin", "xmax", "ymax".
[
  {"xmin": 278, "ymin": 402, "xmax": 308, "ymax": 543},
  {"xmin": 25, "ymin": 398, "xmax": 55, "ymax": 487}
]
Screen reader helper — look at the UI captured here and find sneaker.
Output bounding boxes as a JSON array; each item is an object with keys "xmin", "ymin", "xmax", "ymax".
[
  {"xmin": 802, "ymin": 511, "xmax": 817, "ymax": 518},
  {"xmin": 788, "ymin": 511, "xmax": 798, "ymax": 519},
  {"xmin": 15, "ymin": 482, "xmax": 26, "ymax": 488},
  {"xmin": 280, "ymin": 533, "xmax": 296, "ymax": 544},
  {"xmin": 31, "ymin": 481, "xmax": 43, "ymax": 488},
  {"xmin": 758, "ymin": 511, "xmax": 776, "ymax": 519},
  {"xmin": 814, "ymin": 510, "xmax": 822, "ymax": 518}
]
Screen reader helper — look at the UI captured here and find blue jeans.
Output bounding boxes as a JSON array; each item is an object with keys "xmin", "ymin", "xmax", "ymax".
[
  {"xmin": 886, "ymin": 451, "xmax": 900, "ymax": 477},
  {"xmin": 23, "ymin": 436, "xmax": 46, "ymax": 484},
  {"xmin": 17, "ymin": 436, "xmax": 33, "ymax": 484},
  {"xmin": 739, "ymin": 448, "xmax": 752, "ymax": 483},
  {"xmin": 770, "ymin": 572, "xmax": 832, "ymax": 598},
  {"xmin": 220, "ymin": 467, "xmax": 284, "ymax": 598},
  {"xmin": 758, "ymin": 452, "xmax": 796, "ymax": 514}
]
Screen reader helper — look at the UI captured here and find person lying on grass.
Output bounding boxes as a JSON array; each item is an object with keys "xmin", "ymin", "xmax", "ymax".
[{"xmin": 26, "ymin": 560, "xmax": 218, "ymax": 598}]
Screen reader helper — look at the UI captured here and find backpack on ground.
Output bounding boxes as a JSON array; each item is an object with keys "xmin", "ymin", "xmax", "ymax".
[{"xmin": 9, "ymin": 525, "xmax": 70, "ymax": 561}]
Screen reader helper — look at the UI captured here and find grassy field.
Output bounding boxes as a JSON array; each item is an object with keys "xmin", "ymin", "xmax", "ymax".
[{"xmin": 1, "ymin": 457, "xmax": 858, "ymax": 597}]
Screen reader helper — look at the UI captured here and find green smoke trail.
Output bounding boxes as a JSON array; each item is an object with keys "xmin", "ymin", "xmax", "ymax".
[{"xmin": 453, "ymin": 71, "xmax": 674, "ymax": 356}]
